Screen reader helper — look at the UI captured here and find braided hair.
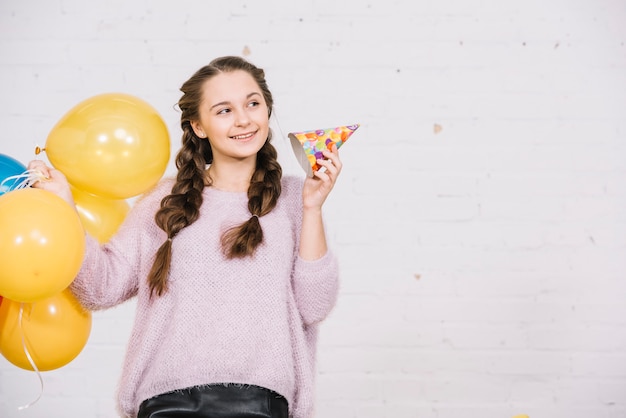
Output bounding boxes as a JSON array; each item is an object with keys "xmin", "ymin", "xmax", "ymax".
[{"xmin": 147, "ymin": 56, "xmax": 282, "ymax": 297}]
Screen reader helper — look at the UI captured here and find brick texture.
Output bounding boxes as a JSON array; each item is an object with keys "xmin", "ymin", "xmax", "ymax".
[{"xmin": 1, "ymin": 0, "xmax": 625, "ymax": 417}]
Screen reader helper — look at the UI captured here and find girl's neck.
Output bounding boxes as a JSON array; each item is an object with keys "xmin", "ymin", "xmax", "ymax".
[{"xmin": 206, "ymin": 161, "xmax": 255, "ymax": 192}]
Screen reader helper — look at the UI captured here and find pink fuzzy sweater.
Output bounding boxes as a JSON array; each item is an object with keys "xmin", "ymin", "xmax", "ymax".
[{"xmin": 70, "ymin": 175, "xmax": 339, "ymax": 418}]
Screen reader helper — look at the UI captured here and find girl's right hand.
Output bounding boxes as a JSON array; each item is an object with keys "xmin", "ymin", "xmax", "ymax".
[{"xmin": 27, "ymin": 160, "xmax": 75, "ymax": 207}]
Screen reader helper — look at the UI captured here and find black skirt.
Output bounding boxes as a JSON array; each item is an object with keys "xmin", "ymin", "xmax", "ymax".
[{"xmin": 137, "ymin": 384, "xmax": 289, "ymax": 418}]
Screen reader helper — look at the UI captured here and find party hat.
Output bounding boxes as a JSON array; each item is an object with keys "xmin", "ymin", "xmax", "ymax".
[{"xmin": 289, "ymin": 124, "xmax": 359, "ymax": 176}]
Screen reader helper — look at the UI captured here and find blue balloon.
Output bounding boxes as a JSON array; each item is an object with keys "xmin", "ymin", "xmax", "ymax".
[{"xmin": 0, "ymin": 153, "xmax": 27, "ymax": 196}]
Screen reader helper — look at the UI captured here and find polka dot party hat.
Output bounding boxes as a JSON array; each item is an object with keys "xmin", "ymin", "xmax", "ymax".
[{"xmin": 288, "ymin": 124, "xmax": 359, "ymax": 176}]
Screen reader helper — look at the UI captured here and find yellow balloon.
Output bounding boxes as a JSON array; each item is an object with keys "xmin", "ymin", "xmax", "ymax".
[
  {"xmin": 72, "ymin": 186, "xmax": 130, "ymax": 243},
  {"xmin": 0, "ymin": 289, "xmax": 92, "ymax": 371},
  {"xmin": 0, "ymin": 188, "xmax": 85, "ymax": 302},
  {"xmin": 45, "ymin": 93, "xmax": 170, "ymax": 199}
]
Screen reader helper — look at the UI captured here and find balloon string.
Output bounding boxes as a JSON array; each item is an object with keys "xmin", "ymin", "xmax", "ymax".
[
  {"xmin": 0, "ymin": 170, "xmax": 45, "ymax": 193},
  {"xmin": 17, "ymin": 303, "xmax": 44, "ymax": 411}
]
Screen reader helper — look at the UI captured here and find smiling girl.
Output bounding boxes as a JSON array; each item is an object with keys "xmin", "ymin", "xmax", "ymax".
[{"xmin": 28, "ymin": 56, "xmax": 341, "ymax": 418}]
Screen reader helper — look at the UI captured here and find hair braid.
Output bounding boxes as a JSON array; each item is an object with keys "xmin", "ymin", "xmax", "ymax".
[
  {"xmin": 221, "ymin": 139, "xmax": 282, "ymax": 258},
  {"xmin": 147, "ymin": 125, "xmax": 209, "ymax": 296}
]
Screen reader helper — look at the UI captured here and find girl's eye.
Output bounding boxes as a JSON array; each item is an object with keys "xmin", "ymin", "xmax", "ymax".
[
  {"xmin": 217, "ymin": 108, "xmax": 231, "ymax": 115},
  {"xmin": 248, "ymin": 101, "xmax": 260, "ymax": 108}
]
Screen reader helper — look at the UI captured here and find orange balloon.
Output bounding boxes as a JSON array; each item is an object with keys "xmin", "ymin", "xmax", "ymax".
[
  {"xmin": 0, "ymin": 289, "xmax": 91, "ymax": 371},
  {"xmin": 45, "ymin": 93, "xmax": 170, "ymax": 199},
  {"xmin": 0, "ymin": 188, "xmax": 85, "ymax": 302},
  {"xmin": 72, "ymin": 186, "xmax": 130, "ymax": 243}
]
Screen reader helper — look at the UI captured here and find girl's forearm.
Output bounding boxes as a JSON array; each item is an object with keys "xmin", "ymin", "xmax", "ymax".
[{"xmin": 299, "ymin": 207, "xmax": 328, "ymax": 260}]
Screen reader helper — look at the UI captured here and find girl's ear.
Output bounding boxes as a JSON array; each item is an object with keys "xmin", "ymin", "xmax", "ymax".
[{"xmin": 190, "ymin": 121, "xmax": 207, "ymax": 138}]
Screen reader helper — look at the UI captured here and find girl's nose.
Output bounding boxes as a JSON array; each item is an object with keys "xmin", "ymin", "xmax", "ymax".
[{"xmin": 234, "ymin": 109, "xmax": 251, "ymax": 127}]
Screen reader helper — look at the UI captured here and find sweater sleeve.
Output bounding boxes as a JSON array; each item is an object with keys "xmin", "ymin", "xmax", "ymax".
[
  {"xmin": 70, "ymin": 234, "xmax": 138, "ymax": 310},
  {"xmin": 292, "ymin": 251, "xmax": 339, "ymax": 325},
  {"xmin": 285, "ymin": 175, "xmax": 340, "ymax": 325},
  {"xmin": 70, "ymin": 180, "xmax": 171, "ymax": 311}
]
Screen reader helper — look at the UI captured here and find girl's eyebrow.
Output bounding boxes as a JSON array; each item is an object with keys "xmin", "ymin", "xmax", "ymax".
[{"xmin": 210, "ymin": 92, "xmax": 262, "ymax": 110}]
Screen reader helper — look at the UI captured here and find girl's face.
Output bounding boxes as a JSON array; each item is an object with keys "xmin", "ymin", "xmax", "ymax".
[{"xmin": 191, "ymin": 70, "xmax": 269, "ymax": 164}]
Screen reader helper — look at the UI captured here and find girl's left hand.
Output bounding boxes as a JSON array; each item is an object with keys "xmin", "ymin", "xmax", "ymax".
[{"xmin": 302, "ymin": 144, "xmax": 342, "ymax": 211}]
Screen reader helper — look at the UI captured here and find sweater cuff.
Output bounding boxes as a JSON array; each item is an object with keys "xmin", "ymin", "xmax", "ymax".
[{"xmin": 292, "ymin": 250, "xmax": 339, "ymax": 325}]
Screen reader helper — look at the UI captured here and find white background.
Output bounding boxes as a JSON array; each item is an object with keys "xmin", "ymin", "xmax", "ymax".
[{"xmin": 1, "ymin": 0, "xmax": 625, "ymax": 417}]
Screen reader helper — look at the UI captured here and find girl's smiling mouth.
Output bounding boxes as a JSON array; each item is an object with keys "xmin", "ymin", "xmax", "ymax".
[{"xmin": 231, "ymin": 131, "xmax": 256, "ymax": 141}]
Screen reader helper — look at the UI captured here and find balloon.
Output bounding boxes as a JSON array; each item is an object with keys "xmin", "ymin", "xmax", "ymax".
[
  {"xmin": 0, "ymin": 289, "xmax": 92, "ymax": 371},
  {"xmin": 72, "ymin": 186, "xmax": 130, "ymax": 243},
  {"xmin": 0, "ymin": 153, "xmax": 27, "ymax": 196},
  {"xmin": 0, "ymin": 188, "xmax": 85, "ymax": 302},
  {"xmin": 43, "ymin": 93, "xmax": 170, "ymax": 199}
]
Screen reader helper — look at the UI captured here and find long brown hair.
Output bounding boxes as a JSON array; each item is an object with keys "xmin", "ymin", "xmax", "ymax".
[{"xmin": 147, "ymin": 56, "xmax": 282, "ymax": 297}]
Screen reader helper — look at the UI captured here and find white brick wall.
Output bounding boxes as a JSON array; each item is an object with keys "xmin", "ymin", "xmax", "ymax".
[{"xmin": 1, "ymin": 0, "xmax": 625, "ymax": 417}]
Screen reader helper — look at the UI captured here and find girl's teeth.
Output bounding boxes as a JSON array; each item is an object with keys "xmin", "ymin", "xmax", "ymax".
[{"xmin": 233, "ymin": 133, "xmax": 253, "ymax": 140}]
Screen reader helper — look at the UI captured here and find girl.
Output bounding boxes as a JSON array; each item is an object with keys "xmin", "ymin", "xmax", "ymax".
[{"xmin": 28, "ymin": 56, "xmax": 341, "ymax": 418}]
